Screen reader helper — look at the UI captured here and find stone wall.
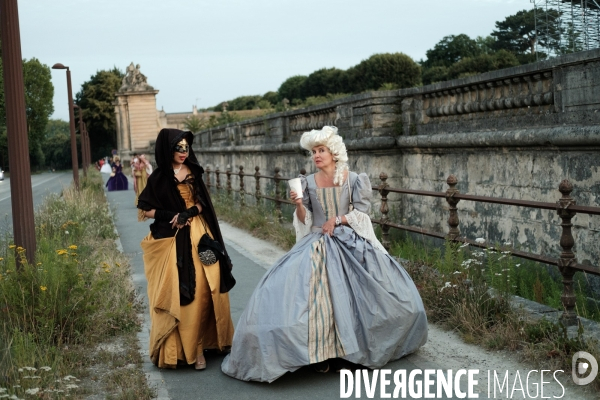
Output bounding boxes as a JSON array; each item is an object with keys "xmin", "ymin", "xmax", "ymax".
[{"xmin": 193, "ymin": 49, "xmax": 600, "ymax": 267}]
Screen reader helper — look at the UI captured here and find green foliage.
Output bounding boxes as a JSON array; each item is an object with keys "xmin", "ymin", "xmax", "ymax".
[
  {"xmin": 75, "ymin": 68, "xmax": 124, "ymax": 161},
  {"xmin": 182, "ymin": 114, "xmax": 206, "ymax": 133},
  {"xmin": 422, "ymin": 34, "xmax": 482, "ymax": 69},
  {"xmin": 423, "ymin": 49, "xmax": 520, "ymax": 85},
  {"xmin": 0, "ymin": 171, "xmax": 141, "ymax": 397},
  {"xmin": 23, "ymin": 58, "xmax": 54, "ymax": 168},
  {"xmin": 491, "ymin": 8, "xmax": 559, "ymax": 57},
  {"xmin": 262, "ymin": 91, "xmax": 279, "ymax": 106},
  {"xmin": 475, "ymin": 35, "xmax": 497, "ymax": 55},
  {"xmin": 302, "ymin": 67, "xmax": 346, "ymax": 98},
  {"xmin": 0, "ymin": 52, "xmax": 54, "ymax": 170},
  {"xmin": 448, "ymin": 49, "xmax": 520, "ymax": 80},
  {"xmin": 390, "ymin": 236, "xmax": 600, "ymax": 322},
  {"xmin": 42, "ymin": 119, "xmax": 72, "ymax": 170},
  {"xmin": 299, "ymin": 93, "xmax": 352, "ymax": 108},
  {"xmin": 349, "ymin": 53, "xmax": 421, "ymax": 92},
  {"xmin": 278, "ymin": 75, "xmax": 308, "ymax": 102}
]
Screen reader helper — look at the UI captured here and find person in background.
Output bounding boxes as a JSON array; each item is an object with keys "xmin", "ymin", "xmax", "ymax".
[
  {"xmin": 132, "ymin": 154, "xmax": 153, "ymax": 205},
  {"xmin": 105, "ymin": 156, "xmax": 128, "ymax": 191}
]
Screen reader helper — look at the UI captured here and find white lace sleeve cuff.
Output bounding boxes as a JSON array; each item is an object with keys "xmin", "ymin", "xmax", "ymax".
[
  {"xmin": 293, "ymin": 206, "xmax": 313, "ymax": 243},
  {"xmin": 345, "ymin": 210, "xmax": 388, "ymax": 254}
]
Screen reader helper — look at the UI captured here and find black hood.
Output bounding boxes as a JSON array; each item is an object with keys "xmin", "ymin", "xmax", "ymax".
[{"xmin": 154, "ymin": 128, "xmax": 200, "ymax": 171}]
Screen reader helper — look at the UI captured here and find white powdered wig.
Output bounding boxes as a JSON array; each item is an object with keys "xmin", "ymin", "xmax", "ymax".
[{"xmin": 299, "ymin": 126, "xmax": 348, "ymax": 185}]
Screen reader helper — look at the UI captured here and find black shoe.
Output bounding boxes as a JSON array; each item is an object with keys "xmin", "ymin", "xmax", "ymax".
[{"xmin": 312, "ymin": 361, "xmax": 330, "ymax": 373}]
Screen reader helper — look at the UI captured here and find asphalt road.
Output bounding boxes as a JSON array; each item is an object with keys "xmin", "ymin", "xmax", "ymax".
[
  {"xmin": 0, "ymin": 171, "xmax": 74, "ymax": 233},
  {"xmin": 104, "ymin": 175, "xmax": 486, "ymax": 400}
]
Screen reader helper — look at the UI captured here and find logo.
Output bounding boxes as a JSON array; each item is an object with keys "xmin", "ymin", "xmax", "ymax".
[{"xmin": 572, "ymin": 351, "xmax": 598, "ymax": 386}]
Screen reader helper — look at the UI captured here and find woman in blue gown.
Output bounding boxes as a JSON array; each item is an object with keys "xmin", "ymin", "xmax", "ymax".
[
  {"xmin": 106, "ymin": 156, "xmax": 128, "ymax": 191},
  {"xmin": 221, "ymin": 126, "xmax": 428, "ymax": 382}
]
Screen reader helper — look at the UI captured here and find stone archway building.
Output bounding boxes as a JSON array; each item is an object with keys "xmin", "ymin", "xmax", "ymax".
[{"xmin": 114, "ymin": 62, "xmax": 161, "ymax": 161}]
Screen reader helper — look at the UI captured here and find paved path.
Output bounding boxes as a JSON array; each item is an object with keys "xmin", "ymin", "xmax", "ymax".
[{"xmin": 104, "ymin": 178, "xmax": 479, "ymax": 400}]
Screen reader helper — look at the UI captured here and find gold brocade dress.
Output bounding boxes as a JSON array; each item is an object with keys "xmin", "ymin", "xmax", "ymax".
[{"xmin": 140, "ymin": 177, "xmax": 234, "ymax": 369}]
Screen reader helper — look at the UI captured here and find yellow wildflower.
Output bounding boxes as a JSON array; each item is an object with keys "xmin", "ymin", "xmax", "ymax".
[
  {"xmin": 56, "ymin": 249, "xmax": 68, "ymax": 255},
  {"xmin": 68, "ymin": 245, "xmax": 78, "ymax": 250},
  {"xmin": 70, "ymin": 252, "xmax": 77, "ymax": 257},
  {"xmin": 115, "ymin": 262, "xmax": 121, "ymax": 267},
  {"xmin": 0, "ymin": 258, "xmax": 3, "ymax": 261},
  {"xmin": 36, "ymin": 262, "xmax": 42, "ymax": 266},
  {"xmin": 16, "ymin": 246, "xmax": 25, "ymax": 252},
  {"xmin": 40, "ymin": 286, "xmax": 47, "ymax": 291},
  {"xmin": 8, "ymin": 244, "xmax": 16, "ymax": 249}
]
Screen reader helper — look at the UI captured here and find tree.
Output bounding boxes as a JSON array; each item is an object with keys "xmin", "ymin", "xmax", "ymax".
[
  {"xmin": 0, "ymin": 45, "xmax": 54, "ymax": 169},
  {"xmin": 422, "ymin": 34, "xmax": 481, "ymax": 69},
  {"xmin": 22, "ymin": 58, "xmax": 54, "ymax": 167},
  {"xmin": 262, "ymin": 91, "xmax": 279, "ymax": 106},
  {"xmin": 182, "ymin": 114, "xmax": 206, "ymax": 132},
  {"xmin": 301, "ymin": 68, "xmax": 345, "ymax": 98},
  {"xmin": 491, "ymin": 8, "xmax": 560, "ymax": 61},
  {"xmin": 278, "ymin": 75, "xmax": 307, "ymax": 102},
  {"xmin": 349, "ymin": 53, "xmax": 421, "ymax": 92},
  {"xmin": 75, "ymin": 68, "xmax": 124, "ymax": 161},
  {"xmin": 447, "ymin": 49, "xmax": 520, "ymax": 80}
]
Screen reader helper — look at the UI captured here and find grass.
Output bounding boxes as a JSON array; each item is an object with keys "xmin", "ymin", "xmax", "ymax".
[
  {"xmin": 391, "ymin": 236, "xmax": 600, "ymax": 391},
  {"xmin": 390, "ymin": 235, "xmax": 600, "ymax": 322},
  {"xmin": 0, "ymin": 169, "xmax": 153, "ymax": 399}
]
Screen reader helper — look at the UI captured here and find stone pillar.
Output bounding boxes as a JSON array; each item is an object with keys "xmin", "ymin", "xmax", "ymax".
[{"xmin": 114, "ymin": 62, "xmax": 160, "ymax": 162}]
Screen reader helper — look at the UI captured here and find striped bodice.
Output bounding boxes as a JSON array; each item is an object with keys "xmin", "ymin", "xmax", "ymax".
[{"xmin": 316, "ymin": 186, "xmax": 343, "ymax": 221}]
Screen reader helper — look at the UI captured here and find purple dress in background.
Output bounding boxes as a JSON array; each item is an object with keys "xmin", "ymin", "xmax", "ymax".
[{"xmin": 106, "ymin": 163, "xmax": 128, "ymax": 191}]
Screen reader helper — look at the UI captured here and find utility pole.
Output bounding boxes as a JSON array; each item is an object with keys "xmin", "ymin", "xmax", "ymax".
[{"xmin": 0, "ymin": 0, "xmax": 37, "ymax": 262}]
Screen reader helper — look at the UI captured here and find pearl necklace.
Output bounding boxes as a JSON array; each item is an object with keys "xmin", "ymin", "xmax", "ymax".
[{"xmin": 173, "ymin": 165, "xmax": 182, "ymax": 174}]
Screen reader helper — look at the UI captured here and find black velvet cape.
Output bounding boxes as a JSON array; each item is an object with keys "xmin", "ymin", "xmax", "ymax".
[{"xmin": 137, "ymin": 128, "xmax": 231, "ymax": 305}]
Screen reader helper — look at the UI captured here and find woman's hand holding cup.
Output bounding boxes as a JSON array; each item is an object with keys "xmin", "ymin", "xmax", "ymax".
[{"xmin": 290, "ymin": 190, "xmax": 303, "ymax": 205}]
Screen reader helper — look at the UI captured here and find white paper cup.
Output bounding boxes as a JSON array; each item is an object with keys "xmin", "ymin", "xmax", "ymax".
[{"xmin": 288, "ymin": 178, "xmax": 303, "ymax": 199}]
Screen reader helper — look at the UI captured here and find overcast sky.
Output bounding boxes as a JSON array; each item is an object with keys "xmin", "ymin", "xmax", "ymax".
[{"xmin": 18, "ymin": 0, "xmax": 531, "ymax": 121}]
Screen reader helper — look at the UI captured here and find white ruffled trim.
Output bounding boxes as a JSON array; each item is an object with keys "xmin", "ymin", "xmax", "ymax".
[
  {"xmin": 293, "ymin": 206, "xmax": 313, "ymax": 243},
  {"xmin": 345, "ymin": 210, "xmax": 388, "ymax": 254}
]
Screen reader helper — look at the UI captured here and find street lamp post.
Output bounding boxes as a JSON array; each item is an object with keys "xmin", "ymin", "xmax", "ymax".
[
  {"xmin": 83, "ymin": 122, "xmax": 91, "ymax": 171},
  {"xmin": 0, "ymin": 0, "xmax": 36, "ymax": 263},
  {"xmin": 73, "ymin": 105, "xmax": 87, "ymax": 177},
  {"xmin": 52, "ymin": 63, "xmax": 79, "ymax": 190}
]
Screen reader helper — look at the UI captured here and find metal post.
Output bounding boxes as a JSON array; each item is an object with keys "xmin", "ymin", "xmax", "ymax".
[
  {"xmin": 74, "ymin": 105, "xmax": 87, "ymax": 177},
  {"xmin": 557, "ymin": 179, "xmax": 578, "ymax": 326},
  {"xmin": 83, "ymin": 122, "xmax": 91, "ymax": 173},
  {"xmin": 206, "ymin": 166, "xmax": 211, "ymax": 187},
  {"xmin": 274, "ymin": 167, "xmax": 283, "ymax": 223},
  {"xmin": 239, "ymin": 166, "xmax": 245, "ymax": 207},
  {"xmin": 216, "ymin": 166, "xmax": 221, "ymax": 191},
  {"xmin": 378, "ymin": 172, "xmax": 391, "ymax": 251},
  {"xmin": 254, "ymin": 166, "xmax": 261, "ymax": 201},
  {"xmin": 226, "ymin": 166, "xmax": 232, "ymax": 197},
  {"xmin": 0, "ymin": 0, "xmax": 36, "ymax": 263},
  {"xmin": 445, "ymin": 175, "xmax": 460, "ymax": 240},
  {"xmin": 52, "ymin": 63, "xmax": 79, "ymax": 190}
]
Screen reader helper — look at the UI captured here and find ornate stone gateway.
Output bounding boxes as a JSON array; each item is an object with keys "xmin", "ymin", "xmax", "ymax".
[{"xmin": 114, "ymin": 62, "xmax": 160, "ymax": 161}]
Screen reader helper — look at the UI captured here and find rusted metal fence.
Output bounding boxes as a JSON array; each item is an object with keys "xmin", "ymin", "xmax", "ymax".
[
  {"xmin": 205, "ymin": 166, "xmax": 600, "ymax": 326},
  {"xmin": 206, "ymin": 166, "xmax": 305, "ymax": 222}
]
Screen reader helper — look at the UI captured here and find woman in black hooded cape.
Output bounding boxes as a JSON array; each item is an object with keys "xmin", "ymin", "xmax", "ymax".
[{"xmin": 137, "ymin": 128, "xmax": 234, "ymax": 370}]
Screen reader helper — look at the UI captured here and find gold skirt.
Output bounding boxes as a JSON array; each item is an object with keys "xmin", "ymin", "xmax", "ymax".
[{"xmin": 141, "ymin": 215, "xmax": 234, "ymax": 368}]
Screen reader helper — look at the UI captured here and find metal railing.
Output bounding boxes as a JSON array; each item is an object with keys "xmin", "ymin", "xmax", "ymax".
[{"xmin": 205, "ymin": 166, "xmax": 600, "ymax": 326}]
